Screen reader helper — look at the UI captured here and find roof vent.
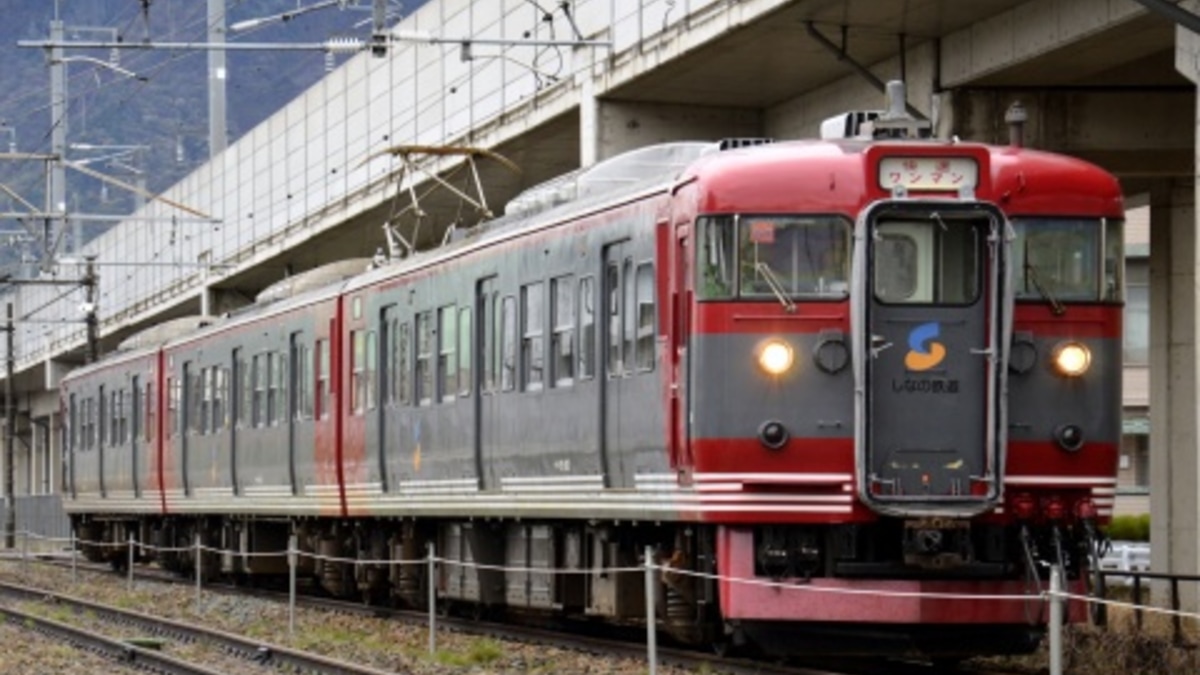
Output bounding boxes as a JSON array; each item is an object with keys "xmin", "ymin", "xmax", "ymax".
[
  {"xmin": 117, "ymin": 315, "xmax": 217, "ymax": 351},
  {"xmin": 718, "ymin": 137, "xmax": 774, "ymax": 151},
  {"xmin": 254, "ymin": 258, "xmax": 372, "ymax": 304},
  {"xmin": 820, "ymin": 111, "xmax": 882, "ymax": 140}
]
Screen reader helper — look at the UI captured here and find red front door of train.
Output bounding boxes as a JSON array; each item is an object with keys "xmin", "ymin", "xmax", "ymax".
[{"xmin": 859, "ymin": 201, "xmax": 1007, "ymax": 514}]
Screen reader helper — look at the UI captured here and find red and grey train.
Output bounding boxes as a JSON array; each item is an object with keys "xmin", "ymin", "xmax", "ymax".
[{"xmin": 62, "ymin": 114, "xmax": 1123, "ymax": 658}]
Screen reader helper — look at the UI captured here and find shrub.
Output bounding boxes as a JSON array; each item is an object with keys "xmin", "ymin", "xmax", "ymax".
[{"xmin": 1105, "ymin": 514, "xmax": 1151, "ymax": 542}]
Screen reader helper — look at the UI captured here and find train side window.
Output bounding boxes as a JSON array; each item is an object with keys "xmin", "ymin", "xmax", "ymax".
[
  {"xmin": 166, "ymin": 379, "xmax": 175, "ymax": 437},
  {"xmin": 352, "ymin": 331, "xmax": 366, "ymax": 414},
  {"xmin": 500, "ymin": 296, "xmax": 517, "ymax": 392},
  {"xmin": 200, "ymin": 367, "xmax": 213, "ymax": 435},
  {"xmin": 696, "ymin": 216, "xmax": 735, "ymax": 299},
  {"xmin": 635, "ymin": 262, "xmax": 655, "ymax": 372},
  {"xmin": 99, "ymin": 386, "xmax": 107, "ymax": 447},
  {"xmin": 366, "ymin": 330, "xmax": 377, "ymax": 411},
  {"xmin": 458, "ymin": 306, "xmax": 472, "ymax": 398},
  {"xmin": 215, "ymin": 367, "xmax": 227, "ymax": 431},
  {"xmin": 146, "ymin": 382, "xmax": 155, "ymax": 442},
  {"xmin": 578, "ymin": 276, "xmax": 595, "ymax": 380},
  {"xmin": 607, "ymin": 262, "xmax": 621, "ymax": 375},
  {"xmin": 438, "ymin": 305, "xmax": 457, "ymax": 402},
  {"xmin": 550, "ymin": 275, "xmax": 575, "ymax": 387},
  {"xmin": 110, "ymin": 389, "xmax": 120, "ymax": 445},
  {"xmin": 316, "ymin": 340, "xmax": 330, "ymax": 420},
  {"xmin": 120, "ymin": 388, "xmax": 129, "ymax": 443},
  {"xmin": 252, "ymin": 355, "xmax": 264, "ymax": 428},
  {"xmin": 483, "ymin": 292, "xmax": 498, "ymax": 393},
  {"xmin": 416, "ymin": 311, "xmax": 434, "ymax": 406},
  {"xmin": 396, "ymin": 324, "xmax": 411, "ymax": 406},
  {"xmin": 298, "ymin": 343, "xmax": 313, "ymax": 420},
  {"xmin": 522, "ymin": 282, "xmax": 544, "ymax": 391},
  {"xmin": 622, "ymin": 257, "xmax": 635, "ymax": 375},
  {"xmin": 88, "ymin": 397, "xmax": 97, "ymax": 451},
  {"xmin": 239, "ymin": 353, "xmax": 251, "ymax": 428},
  {"xmin": 274, "ymin": 351, "xmax": 287, "ymax": 425},
  {"xmin": 68, "ymin": 394, "xmax": 77, "ymax": 454}
]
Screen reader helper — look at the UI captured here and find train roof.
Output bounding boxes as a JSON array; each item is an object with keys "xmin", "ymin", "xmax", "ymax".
[{"xmin": 66, "ymin": 136, "xmax": 1123, "ymax": 375}]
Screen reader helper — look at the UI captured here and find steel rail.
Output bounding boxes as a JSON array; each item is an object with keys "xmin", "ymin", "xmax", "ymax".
[
  {"xmin": 0, "ymin": 580, "xmax": 397, "ymax": 675},
  {"xmin": 0, "ymin": 604, "xmax": 225, "ymax": 675}
]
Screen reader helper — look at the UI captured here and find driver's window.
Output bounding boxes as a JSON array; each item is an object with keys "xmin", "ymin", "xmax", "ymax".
[{"xmin": 874, "ymin": 219, "xmax": 980, "ymax": 305}]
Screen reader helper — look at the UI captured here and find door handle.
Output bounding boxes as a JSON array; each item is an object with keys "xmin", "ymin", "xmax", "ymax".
[{"xmin": 870, "ymin": 335, "xmax": 893, "ymax": 357}]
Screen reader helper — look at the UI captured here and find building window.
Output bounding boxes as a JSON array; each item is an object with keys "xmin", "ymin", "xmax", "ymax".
[
  {"xmin": 550, "ymin": 275, "xmax": 574, "ymax": 387},
  {"xmin": 438, "ymin": 305, "xmax": 458, "ymax": 401},
  {"xmin": 1124, "ymin": 263, "xmax": 1149, "ymax": 365},
  {"xmin": 522, "ymin": 282, "xmax": 544, "ymax": 390}
]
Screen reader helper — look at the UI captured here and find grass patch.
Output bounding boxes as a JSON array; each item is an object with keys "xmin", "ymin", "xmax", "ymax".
[{"xmin": 432, "ymin": 638, "xmax": 504, "ymax": 667}]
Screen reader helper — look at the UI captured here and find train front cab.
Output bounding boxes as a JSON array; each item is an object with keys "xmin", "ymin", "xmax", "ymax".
[{"xmin": 689, "ymin": 146, "xmax": 1120, "ymax": 658}]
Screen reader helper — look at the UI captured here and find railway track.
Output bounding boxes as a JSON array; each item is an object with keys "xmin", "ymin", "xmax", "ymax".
[
  {"xmin": 0, "ymin": 579, "xmax": 398, "ymax": 675},
  {"xmin": 2, "ymin": 554, "xmax": 1038, "ymax": 675}
]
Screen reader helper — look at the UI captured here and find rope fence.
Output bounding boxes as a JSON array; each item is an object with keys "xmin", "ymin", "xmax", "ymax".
[{"xmin": 3, "ymin": 529, "xmax": 1199, "ymax": 675}]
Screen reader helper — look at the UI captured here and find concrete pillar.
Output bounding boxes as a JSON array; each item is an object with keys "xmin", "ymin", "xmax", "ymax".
[
  {"xmin": 1153, "ymin": 16, "xmax": 1200, "ymax": 607},
  {"xmin": 1148, "ymin": 178, "xmax": 1200, "ymax": 607}
]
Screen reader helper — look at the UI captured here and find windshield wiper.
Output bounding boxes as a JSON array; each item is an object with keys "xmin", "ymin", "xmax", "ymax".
[
  {"xmin": 754, "ymin": 262, "xmax": 796, "ymax": 313},
  {"xmin": 1024, "ymin": 262, "xmax": 1065, "ymax": 316}
]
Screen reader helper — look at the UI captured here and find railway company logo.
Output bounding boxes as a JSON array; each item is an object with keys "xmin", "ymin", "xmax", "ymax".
[{"xmin": 904, "ymin": 322, "xmax": 946, "ymax": 371}]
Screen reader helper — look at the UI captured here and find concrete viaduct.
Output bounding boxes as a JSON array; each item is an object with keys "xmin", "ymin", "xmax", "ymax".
[{"xmin": 3, "ymin": 0, "xmax": 1199, "ymax": 591}]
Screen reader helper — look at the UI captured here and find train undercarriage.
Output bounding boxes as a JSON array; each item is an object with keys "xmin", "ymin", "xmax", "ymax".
[{"xmin": 71, "ymin": 513, "xmax": 1098, "ymax": 659}]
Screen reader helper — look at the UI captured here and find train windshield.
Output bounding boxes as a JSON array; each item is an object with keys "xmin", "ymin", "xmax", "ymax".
[
  {"xmin": 696, "ymin": 215, "xmax": 851, "ymax": 300},
  {"xmin": 1011, "ymin": 217, "xmax": 1123, "ymax": 302}
]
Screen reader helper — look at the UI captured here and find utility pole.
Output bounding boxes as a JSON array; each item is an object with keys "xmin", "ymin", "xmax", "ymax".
[
  {"xmin": 208, "ymin": 0, "xmax": 228, "ymax": 157},
  {"xmin": 4, "ymin": 303, "xmax": 14, "ymax": 549},
  {"xmin": 48, "ymin": 19, "xmax": 70, "ymax": 258},
  {"xmin": 83, "ymin": 257, "xmax": 98, "ymax": 364}
]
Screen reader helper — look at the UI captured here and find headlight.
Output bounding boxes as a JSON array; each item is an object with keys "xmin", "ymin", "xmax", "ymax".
[
  {"xmin": 757, "ymin": 340, "xmax": 795, "ymax": 375},
  {"xmin": 1052, "ymin": 342, "xmax": 1091, "ymax": 377}
]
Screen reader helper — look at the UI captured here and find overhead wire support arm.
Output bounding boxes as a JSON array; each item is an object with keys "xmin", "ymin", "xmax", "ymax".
[
  {"xmin": 19, "ymin": 34, "xmax": 613, "ymax": 53},
  {"xmin": 805, "ymin": 22, "xmax": 926, "ymax": 121}
]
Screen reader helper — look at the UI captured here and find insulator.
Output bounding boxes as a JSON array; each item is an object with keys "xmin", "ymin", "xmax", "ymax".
[{"xmin": 325, "ymin": 37, "xmax": 364, "ymax": 55}]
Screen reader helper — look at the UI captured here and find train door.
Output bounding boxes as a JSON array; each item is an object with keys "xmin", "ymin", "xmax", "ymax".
[
  {"xmin": 858, "ymin": 203, "xmax": 1006, "ymax": 514},
  {"xmin": 671, "ymin": 227, "xmax": 692, "ymax": 470},
  {"xmin": 376, "ymin": 308, "xmax": 396, "ymax": 492},
  {"xmin": 600, "ymin": 241, "xmax": 632, "ymax": 488},
  {"xmin": 475, "ymin": 277, "xmax": 498, "ymax": 490},
  {"xmin": 288, "ymin": 332, "xmax": 316, "ymax": 495}
]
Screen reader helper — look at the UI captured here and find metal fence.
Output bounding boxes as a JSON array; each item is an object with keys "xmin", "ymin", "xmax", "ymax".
[{"xmin": 0, "ymin": 495, "xmax": 71, "ymax": 550}]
